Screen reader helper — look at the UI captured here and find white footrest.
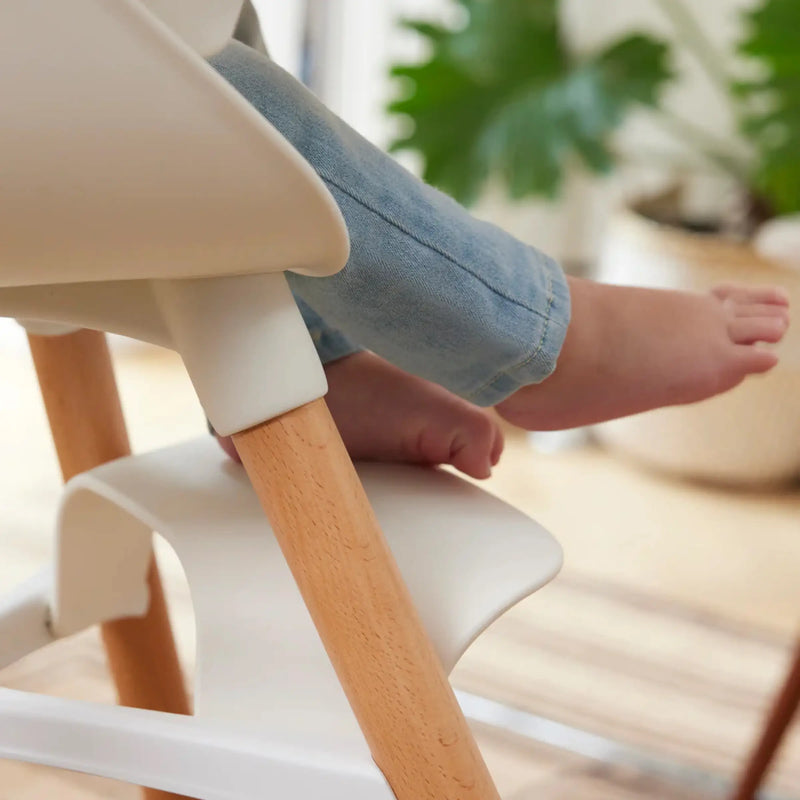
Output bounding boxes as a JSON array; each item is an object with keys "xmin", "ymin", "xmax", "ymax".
[
  {"xmin": 1, "ymin": 437, "xmax": 561, "ymax": 799},
  {"xmin": 0, "ymin": 570, "xmax": 54, "ymax": 671},
  {"xmin": 53, "ymin": 438, "xmax": 561, "ymax": 727}
]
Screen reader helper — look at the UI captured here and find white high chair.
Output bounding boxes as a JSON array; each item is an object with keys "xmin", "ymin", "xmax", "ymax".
[{"xmin": 0, "ymin": 3, "xmax": 563, "ymax": 800}]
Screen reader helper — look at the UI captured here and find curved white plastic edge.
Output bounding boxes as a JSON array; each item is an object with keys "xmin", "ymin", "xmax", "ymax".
[
  {"xmin": 50, "ymin": 438, "xmax": 562, "ymax": 677},
  {"xmin": 0, "ymin": 282, "xmax": 172, "ymax": 348},
  {"xmin": 51, "ymin": 493, "xmax": 152, "ymax": 638},
  {"xmin": 152, "ymin": 274, "xmax": 327, "ymax": 435},
  {"xmin": 15, "ymin": 320, "xmax": 81, "ymax": 337},
  {"xmin": 0, "ymin": 570, "xmax": 55, "ymax": 671},
  {"xmin": 0, "ymin": 0, "xmax": 350, "ymax": 287},
  {"xmin": 123, "ymin": 0, "xmax": 351, "ymax": 281},
  {"xmin": 0, "ymin": 273, "xmax": 329, "ymax": 433},
  {"xmin": 0, "ymin": 688, "xmax": 393, "ymax": 800}
]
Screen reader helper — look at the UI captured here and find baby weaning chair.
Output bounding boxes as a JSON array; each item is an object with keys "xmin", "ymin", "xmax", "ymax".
[{"xmin": 0, "ymin": 3, "xmax": 562, "ymax": 799}]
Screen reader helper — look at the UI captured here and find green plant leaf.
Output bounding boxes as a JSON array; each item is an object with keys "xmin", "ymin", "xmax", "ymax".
[
  {"xmin": 388, "ymin": 0, "xmax": 673, "ymax": 205},
  {"xmin": 737, "ymin": 0, "xmax": 800, "ymax": 214}
]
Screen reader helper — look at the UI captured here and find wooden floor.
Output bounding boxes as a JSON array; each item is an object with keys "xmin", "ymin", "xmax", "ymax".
[{"xmin": 1, "ymin": 327, "xmax": 799, "ymax": 799}]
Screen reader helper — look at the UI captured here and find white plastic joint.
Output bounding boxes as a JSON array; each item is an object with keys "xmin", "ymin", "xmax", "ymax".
[{"xmin": 152, "ymin": 273, "xmax": 327, "ymax": 436}]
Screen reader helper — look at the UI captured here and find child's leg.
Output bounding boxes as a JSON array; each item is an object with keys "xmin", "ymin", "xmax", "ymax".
[
  {"xmin": 209, "ymin": 43, "xmax": 788, "ymax": 429},
  {"xmin": 217, "ymin": 348, "xmax": 504, "ymax": 479},
  {"xmin": 495, "ymin": 280, "xmax": 788, "ymax": 430},
  {"xmin": 217, "ymin": 296, "xmax": 503, "ymax": 478},
  {"xmin": 210, "ymin": 42, "xmax": 569, "ymax": 406}
]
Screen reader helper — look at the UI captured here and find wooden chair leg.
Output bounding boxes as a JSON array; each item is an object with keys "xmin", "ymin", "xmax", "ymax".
[
  {"xmin": 731, "ymin": 638, "xmax": 800, "ymax": 800},
  {"xmin": 233, "ymin": 398, "xmax": 500, "ymax": 800},
  {"xmin": 27, "ymin": 329, "xmax": 191, "ymax": 800}
]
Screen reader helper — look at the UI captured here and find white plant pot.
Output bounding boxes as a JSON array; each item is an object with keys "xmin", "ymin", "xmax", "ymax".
[{"xmin": 594, "ymin": 209, "xmax": 800, "ymax": 486}]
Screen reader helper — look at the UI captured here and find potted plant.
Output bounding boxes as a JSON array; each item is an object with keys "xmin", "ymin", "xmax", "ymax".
[{"xmin": 387, "ymin": 0, "xmax": 800, "ymax": 485}]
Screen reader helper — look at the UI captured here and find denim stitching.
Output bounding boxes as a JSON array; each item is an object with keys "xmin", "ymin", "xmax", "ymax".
[
  {"xmin": 464, "ymin": 269, "xmax": 557, "ymax": 402},
  {"xmin": 320, "ymin": 173, "xmax": 551, "ymax": 321}
]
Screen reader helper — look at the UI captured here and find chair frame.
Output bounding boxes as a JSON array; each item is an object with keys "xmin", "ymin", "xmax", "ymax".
[
  {"xmin": 20, "ymin": 321, "xmax": 502, "ymax": 800},
  {"xmin": 27, "ymin": 328, "xmax": 192, "ymax": 800},
  {"xmin": 3, "ymin": 1, "xmax": 501, "ymax": 796},
  {"xmin": 24, "ymin": 325, "xmax": 800, "ymax": 800}
]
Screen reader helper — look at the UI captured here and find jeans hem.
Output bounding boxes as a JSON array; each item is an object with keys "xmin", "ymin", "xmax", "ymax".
[{"xmin": 464, "ymin": 262, "xmax": 571, "ymax": 406}]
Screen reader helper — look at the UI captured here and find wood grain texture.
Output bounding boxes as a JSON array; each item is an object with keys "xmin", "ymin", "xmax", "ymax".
[
  {"xmin": 27, "ymin": 329, "xmax": 191, "ymax": 800},
  {"xmin": 518, "ymin": 761, "xmax": 717, "ymax": 800},
  {"xmin": 232, "ymin": 397, "xmax": 500, "ymax": 800}
]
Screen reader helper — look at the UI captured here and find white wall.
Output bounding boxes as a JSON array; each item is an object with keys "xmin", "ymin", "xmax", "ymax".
[{"xmin": 249, "ymin": 0, "xmax": 306, "ymax": 76}]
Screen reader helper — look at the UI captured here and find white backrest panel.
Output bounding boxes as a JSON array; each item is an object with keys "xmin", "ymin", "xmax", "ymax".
[
  {"xmin": 141, "ymin": 0, "xmax": 244, "ymax": 56},
  {"xmin": 0, "ymin": 0, "xmax": 349, "ymax": 288}
]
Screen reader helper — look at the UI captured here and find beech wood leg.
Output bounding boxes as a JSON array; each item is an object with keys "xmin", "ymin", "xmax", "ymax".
[
  {"xmin": 232, "ymin": 397, "xmax": 500, "ymax": 800},
  {"xmin": 731, "ymin": 638, "xmax": 800, "ymax": 800},
  {"xmin": 28, "ymin": 329, "xmax": 191, "ymax": 800}
]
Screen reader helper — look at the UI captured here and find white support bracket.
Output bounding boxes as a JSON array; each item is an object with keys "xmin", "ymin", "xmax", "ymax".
[{"xmin": 152, "ymin": 274, "xmax": 327, "ymax": 436}]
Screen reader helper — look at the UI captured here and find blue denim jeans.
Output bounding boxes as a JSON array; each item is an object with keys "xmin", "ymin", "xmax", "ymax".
[{"xmin": 209, "ymin": 42, "xmax": 571, "ymax": 407}]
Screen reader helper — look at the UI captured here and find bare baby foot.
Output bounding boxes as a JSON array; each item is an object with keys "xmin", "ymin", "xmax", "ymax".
[
  {"xmin": 217, "ymin": 351, "xmax": 504, "ymax": 479},
  {"xmin": 496, "ymin": 277, "xmax": 790, "ymax": 431}
]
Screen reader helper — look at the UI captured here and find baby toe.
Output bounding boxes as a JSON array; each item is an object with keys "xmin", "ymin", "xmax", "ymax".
[
  {"xmin": 448, "ymin": 435, "xmax": 489, "ymax": 479},
  {"xmin": 449, "ymin": 413, "xmax": 499, "ymax": 479},
  {"xmin": 489, "ymin": 422, "xmax": 505, "ymax": 466},
  {"xmin": 713, "ymin": 284, "xmax": 790, "ymax": 307},
  {"xmin": 728, "ymin": 315, "xmax": 788, "ymax": 345},
  {"xmin": 735, "ymin": 303, "xmax": 790, "ymax": 320},
  {"xmin": 735, "ymin": 345, "xmax": 779, "ymax": 375}
]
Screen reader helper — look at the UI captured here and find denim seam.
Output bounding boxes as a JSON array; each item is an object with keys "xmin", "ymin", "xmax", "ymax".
[
  {"xmin": 320, "ymin": 173, "xmax": 551, "ymax": 321},
  {"xmin": 464, "ymin": 268, "xmax": 555, "ymax": 402}
]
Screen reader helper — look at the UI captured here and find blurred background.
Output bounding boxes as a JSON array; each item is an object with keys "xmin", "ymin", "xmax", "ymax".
[{"xmin": 1, "ymin": 1, "xmax": 799, "ymax": 798}]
